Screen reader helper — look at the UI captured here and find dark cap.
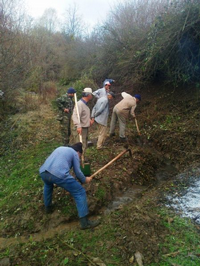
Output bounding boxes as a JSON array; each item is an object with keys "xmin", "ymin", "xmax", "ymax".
[
  {"xmin": 71, "ymin": 142, "xmax": 83, "ymax": 154},
  {"xmin": 67, "ymin": 87, "xmax": 76, "ymax": 94},
  {"xmin": 134, "ymin": 94, "xmax": 141, "ymax": 101}
]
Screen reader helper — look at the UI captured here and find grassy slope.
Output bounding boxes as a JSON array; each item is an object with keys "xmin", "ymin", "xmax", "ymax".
[{"xmin": 0, "ymin": 86, "xmax": 200, "ymax": 265}]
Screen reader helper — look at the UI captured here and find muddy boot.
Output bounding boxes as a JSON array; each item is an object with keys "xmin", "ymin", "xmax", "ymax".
[
  {"xmin": 45, "ymin": 205, "xmax": 54, "ymax": 214},
  {"xmin": 80, "ymin": 216, "xmax": 100, "ymax": 230}
]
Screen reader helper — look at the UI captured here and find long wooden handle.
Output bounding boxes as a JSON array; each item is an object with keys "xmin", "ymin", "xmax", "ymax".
[
  {"xmin": 74, "ymin": 93, "xmax": 84, "ymax": 166},
  {"xmin": 135, "ymin": 118, "xmax": 141, "ymax": 135},
  {"xmin": 90, "ymin": 149, "xmax": 129, "ymax": 179},
  {"xmin": 74, "ymin": 93, "xmax": 83, "ymax": 143}
]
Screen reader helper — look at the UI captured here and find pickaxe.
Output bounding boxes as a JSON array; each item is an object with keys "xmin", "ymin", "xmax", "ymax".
[{"xmin": 90, "ymin": 145, "xmax": 132, "ymax": 179}]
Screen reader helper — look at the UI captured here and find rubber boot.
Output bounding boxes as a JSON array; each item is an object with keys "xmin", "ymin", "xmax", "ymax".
[
  {"xmin": 45, "ymin": 204, "xmax": 54, "ymax": 214},
  {"xmin": 80, "ymin": 216, "xmax": 100, "ymax": 230}
]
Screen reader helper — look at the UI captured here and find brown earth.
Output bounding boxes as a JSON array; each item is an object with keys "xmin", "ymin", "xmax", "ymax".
[{"xmin": 0, "ymin": 83, "xmax": 200, "ymax": 265}]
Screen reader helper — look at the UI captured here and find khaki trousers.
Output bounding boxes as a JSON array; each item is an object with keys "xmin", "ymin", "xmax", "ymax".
[
  {"xmin": 96, "ymin": 123, "xmax": 107, "ymax": 149},
  {"xmin": 110, "ymin": 106, "xmax": 126, "ymax": 138}
]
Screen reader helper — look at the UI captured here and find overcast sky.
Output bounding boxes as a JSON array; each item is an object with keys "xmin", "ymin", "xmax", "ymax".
[{"xmin": 25, "ymin": 0, "xmax": 122, "ymax": 29}]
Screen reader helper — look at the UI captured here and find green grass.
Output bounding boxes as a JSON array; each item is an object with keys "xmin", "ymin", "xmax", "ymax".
[
  {"xmin": 149, "ymin": 209, "xmax": 200, "ymax": 266},
  {"xmin": 1, "ymin": 220, "xmax": 124, "ymax": 265},
  {"xmin": 0, "ymin": 141, "xmax": 61, "ymax": 209}
]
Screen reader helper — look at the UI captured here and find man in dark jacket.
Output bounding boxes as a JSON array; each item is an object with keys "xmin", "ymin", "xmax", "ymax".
[
  {"xmin": 39, "ymin": 142, "xmax": 100, "ymax": 230},
  {"xmin": 56, "ymin": 87, "xmax": 76, "ymax": 145}
]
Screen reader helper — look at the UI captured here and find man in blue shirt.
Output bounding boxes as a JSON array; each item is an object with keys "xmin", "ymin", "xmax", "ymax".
[
  {"xmin": 39, "ymin": 142, "xmax": 100, "ymax": 230},
  {"xmin": 91, "ymin": 92, "xmax": 115, "ymax": 149}
]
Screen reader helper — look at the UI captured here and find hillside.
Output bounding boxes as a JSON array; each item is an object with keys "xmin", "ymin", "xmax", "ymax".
[{"xmin": 0, "ymin": 83, "xmax": 200, "ymax": 265}]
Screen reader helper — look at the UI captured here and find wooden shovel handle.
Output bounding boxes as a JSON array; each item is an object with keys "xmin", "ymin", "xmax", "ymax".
[
  {"xmin": 135, "ymin": 118, "xmax": 141, "ymax": 135},
  {"xmin": 74, "ymin": 93, "xmax": 84, "ymax": 163},
  {"xmin": 90, "ymin": 149, "xmax": 129, "ymax": 179}
]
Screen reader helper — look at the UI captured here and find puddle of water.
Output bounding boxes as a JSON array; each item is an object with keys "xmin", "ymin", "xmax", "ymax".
[
  {"xmin": 104, "ymin": 185, "xmax": 146, "ymax": 215},
  {"xmin": 166, "ymin": 168, "xmax": 200, "ymax": 223}
]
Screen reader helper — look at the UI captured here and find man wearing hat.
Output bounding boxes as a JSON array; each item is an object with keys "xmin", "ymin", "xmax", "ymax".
[
  {"xmin": 91, "ymin": 92, "xmax": 115, "ymax": 149},
  {"xmin": 56, "ymin": 87, "xmax": 76, "ymax": 145},
  {"xmin": 39, "ymin": 142, "xmax": 100, "ymax": 230},
  {"xmin": 103, "ymin": 78, "xmax": 115, "ymax": 87},
  {"xmin": 93, "ymin": 81, "xmax": 111, "ymax": 99},
  {"xmin": 70, "ymin": 88, "xmax": 94, "ymax": 155},
  {"xmin": 109, "ymin": 92, "xmax": 141, "ymax": 141}
]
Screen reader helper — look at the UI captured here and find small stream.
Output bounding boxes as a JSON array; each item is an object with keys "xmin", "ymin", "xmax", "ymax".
[
  {"xmin": 166, "ymin": 167, "xmax": 200, "ymax": 224},
  {"xmin": 104, "ymin": 165, "xmax": 200, "ymax": 225},
  {"xmin": 104, "ymin": 184, "xmax": 146, "ymax": 215}
]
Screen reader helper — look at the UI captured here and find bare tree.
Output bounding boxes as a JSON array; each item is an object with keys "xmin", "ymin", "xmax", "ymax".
[
  {"xmin": 37, "ymin": 8, "xmax": 59, "ymax": 33},
  {"xmin": 61, "ymin": 3, "xmax": 85, "ymax": 39},
  {"xmin": 0, "ymin": 0, "xmax": 31, "ymax": 94}
]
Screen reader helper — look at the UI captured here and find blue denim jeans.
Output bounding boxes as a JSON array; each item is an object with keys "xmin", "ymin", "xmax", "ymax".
[{"xmin": 40, "ymin": 171, "xmax": 88, "ymax": 218}]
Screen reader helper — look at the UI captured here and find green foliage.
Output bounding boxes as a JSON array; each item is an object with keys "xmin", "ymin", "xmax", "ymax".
[
  {"xmin": 0, "ymin": 218, "xmax": 123, "ymax": 265},
  {"xmin": 95, "ymin": 187, "xmax": 106, "ymax": 201},
  {"xmin": 149, "ymin": 208, "xmax": 200, "ymax": 266},
  {"xmin": 0, "ymin": 141, "xmax": 60, "ymax": 209},
  {"xmin": 24, "ymin": 67, "xmax": 43, "ymax": 93}
]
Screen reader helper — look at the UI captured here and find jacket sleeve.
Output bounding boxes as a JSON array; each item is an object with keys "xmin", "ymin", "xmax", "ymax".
[
  {"xmin": 93, "ymin": 100, "xmax": 107, "ymax": 117},
  {"xmin": 72, "ymin": 153, "xmax": 86, "ymax": 184},
  {"xmin": 91, "ymin": 104, "xmax": 96, "ymax": 118},
  {"xmin": 72, "ymin": 102, "xmax": 81, "ymax": 128},
  {"xmin": 92, "ymin": 89, "xmax": 100, "ymax": 99},
  {"xmin": 130, "ymin": 103, "xmax": 136, "ymax": 118}
]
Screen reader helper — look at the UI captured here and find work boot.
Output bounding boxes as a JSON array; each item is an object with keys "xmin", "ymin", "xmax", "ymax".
[
  {"xmin": 119, "ymin": 137, "xmax": 127, "ymax": 142},
  {"xmin": 80, "ymin": 216, "xmax": 100, "ymax": 230},
  {"xmin": 45, "ymin": 205, "xmax": 54, "ymax": 214}
]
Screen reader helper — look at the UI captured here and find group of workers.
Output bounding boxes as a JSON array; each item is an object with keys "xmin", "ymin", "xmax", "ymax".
[{"xmin": 39, "ymin": 79, "xmax": 141, "ymax": 230}]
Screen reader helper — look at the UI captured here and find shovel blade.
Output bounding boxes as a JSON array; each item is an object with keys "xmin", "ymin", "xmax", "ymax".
[{"xmin": 81, "ymin": 163, "xmax": 91, "ymax": 176}]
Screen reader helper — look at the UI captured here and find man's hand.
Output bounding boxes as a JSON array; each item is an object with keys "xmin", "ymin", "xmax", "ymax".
[
  {"xmin": 90, "ymin": 118, "xmax": 95, "ymax": 126},
  {"xmin": 85, "ymin": 176, "xmax": 92, "ymax": 183},
  {"xmin": 77, "ymin": 127, "xmax": 82, "ymax": 135},
  {"xmin": 64, "ymin": 108, "xmax": 69, "ymax": 113}
]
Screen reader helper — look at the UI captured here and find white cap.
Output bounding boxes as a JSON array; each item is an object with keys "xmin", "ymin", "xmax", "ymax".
[
  {"xmin": 83, "ymin": 88, "xmax": 93, "ymax": 93},
  {"xmin": 104, "ymin": 81, "xmax": 111, "ymax": 86}
]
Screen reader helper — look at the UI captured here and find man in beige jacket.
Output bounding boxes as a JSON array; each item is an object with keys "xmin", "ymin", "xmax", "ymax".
[
  {"xmin": 109, "ymin": 93, "xmax": 141, "ymax": 141},
  {"xmin": 70, "ymin": 88, "xmax": 94, "ymax": 154}
]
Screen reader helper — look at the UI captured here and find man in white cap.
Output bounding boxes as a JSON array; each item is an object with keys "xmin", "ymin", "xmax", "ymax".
[
  {"xmin": 70, "ymin": 88, "xmax": 94, "ymax": 154},
  {"xmin": 93, "ymin": 81, "xmax": 111, "ymax": 99}
]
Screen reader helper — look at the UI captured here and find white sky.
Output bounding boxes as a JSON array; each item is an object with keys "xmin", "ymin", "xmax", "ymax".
[{"xmin": 25, "ymin": 0, "xmax": 122, "ymax": 29}]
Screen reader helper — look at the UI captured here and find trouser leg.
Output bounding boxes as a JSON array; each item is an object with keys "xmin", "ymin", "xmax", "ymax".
[
  {"xmin": 40, "ymin": 172, "xmax": 54, "ymax": 207},
  {"xmin": 69, "ymin": 124, "xmax": 80, "ymax": 145},
  {"xmin": 97, "ymin": 124, "xmax": 107, "ymax": 148},
  {"xmin": 109, "ymin": 107, "xmax": 118, "ymax": 134},
  {"xmin": 81, "ymin": 127, "xmax": 88, "ymax": 155},
  {"xmin": 40, "ymin": 172, "xmax": 89, "ymax": 218},
  {"xmin": 58, "ymin": 178, "xmax": 89, "ymax": 218},
  {"xmin": 116, "ymin": 111, "xmax": 126, "ymax": 138}
]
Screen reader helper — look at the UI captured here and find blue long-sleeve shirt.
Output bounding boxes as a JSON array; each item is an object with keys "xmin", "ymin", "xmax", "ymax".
[
  {"xmin": 39, "ymin": 147, "xmax": 86, "ymax": 183},
  {"xmin": 91, "ymin": 96, "xmax": 109, "ymax": 126}
]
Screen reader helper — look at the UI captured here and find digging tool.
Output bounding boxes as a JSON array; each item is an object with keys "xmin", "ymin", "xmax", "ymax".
[
  {"xmin": 134, "ymin": 117, "xmax": 143, "ymax": 146},
  {"xmin": 74, "ymin": 93, "xmax": 82, "ymax": 143},
  {"xmin": 90, "ymin": 145, "xmax": 132, "ymax": 179},
  {"xmin": 74, "ymin": 93, "xmax": 91, "ymax": 176},
  {"xmin": 134, "ymin": 118, "xmax": 141, "ymax": 136}
]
